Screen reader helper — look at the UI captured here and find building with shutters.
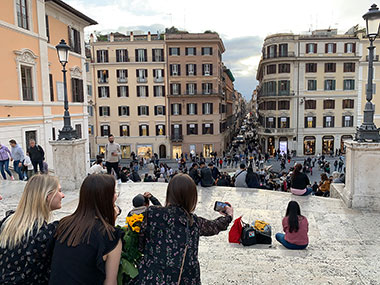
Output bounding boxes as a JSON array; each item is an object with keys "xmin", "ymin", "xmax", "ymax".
[
  {"xmin": 256, "ymin": 28, "xmax": 360, "ymax": 156},
  {"xmin": 89, "ymin": 32, "xmax": 169, "ymax": 159},
  {"xmin": 166, "ymin": 32, "xmax": 229, "ymax": 158},
  {"xmin": 0, "ymin": 0, "xmax": 96, "ymax": 171}
]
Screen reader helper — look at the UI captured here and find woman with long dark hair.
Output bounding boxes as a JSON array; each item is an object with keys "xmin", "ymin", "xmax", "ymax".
[
  {"xmin": 49, "ymin": 174, "xmax": 122, "ymax": 284},
  {"xmin": 290, "ymin": 163, "xmax": 312, "ymax": 196},
  {"xmin": 138, "ymin": 173, "xmax": 233, "ymax": 284},
  {"xmin": 275, "ymin": 201, "xmax": 308, "ymax": 250}
]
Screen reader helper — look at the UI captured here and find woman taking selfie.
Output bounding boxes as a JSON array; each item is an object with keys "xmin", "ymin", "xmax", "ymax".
[
  {"xmin": 49, "ymin": 174, "xmax": 122, "ymax": 285},
  {"xmin": 275, "ymin": 201, "xmax": 309, "ymax": 250},
  {"xmin": 0, "ymin": 175, "xmax": 64, "ymax": 284},
  {"xmin": 138, "ymin": 173, "xmax": 233, "ymax": 284}
]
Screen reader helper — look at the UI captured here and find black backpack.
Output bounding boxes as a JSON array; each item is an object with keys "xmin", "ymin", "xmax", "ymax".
[{"xmin": 241, "ymin": 223, "xmax": 257, "ymax": 246}]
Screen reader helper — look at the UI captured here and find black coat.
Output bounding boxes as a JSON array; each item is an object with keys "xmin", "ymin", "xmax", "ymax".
[
  {"xmin": 189, "ymin": 168, "xmax": 200, "ymax": 185},
  {"xmin": 28, "ymin": 145, "xmax": 44, "ymax": 161},
  {"xmin": 200, "ymin": 167, "xmax": 214, "ymax": 187},
  {"xmin": 246, "ymin": 171, "xmax": 260, "ymax": 188}
]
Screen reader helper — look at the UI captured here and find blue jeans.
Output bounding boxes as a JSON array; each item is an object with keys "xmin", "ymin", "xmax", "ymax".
[
  {"xmin": 0, "ymin": 159, "xmax": 12, "ymax": 179},
  {"xmin": 302, "ymin": 187, "xmax": 313, "ymax": 196},
  {"xmin": 13, "ymin": 160, "xmax": 24, "ymax": 180},
  {"xmin": 275, "ymin": 233, "xmax": 308, "ymax": 250}
]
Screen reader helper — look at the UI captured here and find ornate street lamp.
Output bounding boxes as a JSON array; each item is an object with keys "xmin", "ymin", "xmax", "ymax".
[
  {"xmin": 56, "ymin": 39, "xmax": 78, "ymax": 140},
  {"xmin": 356, "ymin": 4, "xmax": 380, "ymax": 141}
]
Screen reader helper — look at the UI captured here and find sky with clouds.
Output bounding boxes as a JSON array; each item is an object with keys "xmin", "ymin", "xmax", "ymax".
[{"xmin": 67, "ymin": 0, "xmax": 375, "ymax": 99}]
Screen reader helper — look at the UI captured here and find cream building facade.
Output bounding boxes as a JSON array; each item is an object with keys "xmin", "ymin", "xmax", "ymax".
[
  {"xmin": 89, "ymin": 32, "xmax": 169, "ymax": 159},
  {"xmin": 0, "ymin": 0, "xmax": 96, "ymax": 170},
  {"xmin": 256, "ymin": 28, "xmax": 360, "ymax": 156}
]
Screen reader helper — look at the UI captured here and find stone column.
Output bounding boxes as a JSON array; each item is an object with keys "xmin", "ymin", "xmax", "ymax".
[
  {"xmin": 49, "ymin": 139, "xmax": 87, "ymax": 191},
  {"xmin": 337, "ymin": 140, "xmax": 380, "ymax": 210}
]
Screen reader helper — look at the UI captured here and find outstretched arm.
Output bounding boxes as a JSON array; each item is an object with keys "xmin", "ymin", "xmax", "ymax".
[{"xmin": 198, "ymin": 215, "xmax": 233, "ymax": 237}]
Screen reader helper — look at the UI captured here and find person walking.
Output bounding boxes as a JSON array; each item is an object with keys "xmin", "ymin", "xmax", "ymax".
[
  {"xmin": 9, "ymin": 139, "xmax": 24, "ymax": 180},
  {"xmin": 338, "ymin": 159, "xmax": 344, "ymax": 173},
  {"xmin": 27, "ymin": 139, "xmax": 45, "ymax": 174},
  {"xmin": 0, "ymin": 143, "xmax": 13, "ymax": 180},
  {"xmin": 275, "ymin": 201, "xmax": 309, "ymax": 250},
  {"xmin": 138, "ymin": 174, "xmax": 233, "ymax": 284},
  {"xmin": 104, "ymin": 134, "xmax": 121, "ymax": 181}
]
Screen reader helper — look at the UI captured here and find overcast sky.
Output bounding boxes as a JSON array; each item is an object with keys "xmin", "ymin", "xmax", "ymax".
[{"xmin": 67, "ymin": 0, "xmax": 374, "ymax": 100}]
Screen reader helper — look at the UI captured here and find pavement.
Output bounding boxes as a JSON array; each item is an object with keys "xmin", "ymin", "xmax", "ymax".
[{"xmin": 1, "ymin": 179, "xmax": 379, "ymax": 284}]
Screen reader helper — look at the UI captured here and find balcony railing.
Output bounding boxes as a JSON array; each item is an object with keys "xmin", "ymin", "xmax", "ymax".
[
  {"xmin": 257, "ymin": 126, "xmax": 295, "ymax": 134},
  {"xmin": 22, "ymin": 87, "xmax": 34, "ymax": 101},
  {"xmin": 137, "ymin": 78, "xmax": 148, "ymax": 83},
  {"xmin": 170, "ymin": 134, "xmax": 183, "ymax": 142},
  {"xmin": 98, "ymin": 78, "xmax": 109, "ymax": 84},
  {"xmin": 169, "ymin": 92, "xmax": 221, "ymax": 96},
  {"xmin": 258, "ymin": 91, "xmax": 295, "ymax": 97},
  {"xmin": 154, "ymin": 77, "xmax": 164, "ymax": 83},
  {"xmin": 263, "ymin": 51, "xmax": 295, "ymax": 59},
  {"xmin": 117, "ymin": 78, "xmax": 128, "ymax": 83}
]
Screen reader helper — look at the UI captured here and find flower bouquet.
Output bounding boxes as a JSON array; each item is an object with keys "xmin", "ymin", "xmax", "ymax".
[{"xmin": 117, "ymin": 214, "xmax": 144, "ymax": 285}]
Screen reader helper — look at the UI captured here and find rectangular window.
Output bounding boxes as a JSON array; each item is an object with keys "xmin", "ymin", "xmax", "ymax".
[
  {"xmin": 169, "ymin": 47, "xmax": 180, "ymax": 56},
  {"xmin": 323, "ymin": 116, "xmax": 335, "ymax": 128},
  {"xmin": 186, "ymin": 83, "xmax": 196, "ymax": 95},
  {"xmin": 98, "ymin": 86, "xmax": 110, "ymax": 98},
  {"xmin": 16, "ymin": 0, "xmax": 29, "ymax": 29},
  {"xmin": 153, "ymin": 69, "xmax": 164, "ymax": 82},
  {"xmin": 343, "ymin": 79, "xmax": 355, "ymax": 90},
  {"xmin": 278, "ymin": 63, "xmax": 290, "ymax": 73},
  {"xmin": 307, "ymin": 80, "xmax": 317, "ymax": 91},
  {"xmin": 87, "ymin": 84, "xmax": 92, "ymax": 96},
  {"xmin": 186, "ymin": 64, "xmax": 196, "ymax": 76},
  {"xmin": 342, "ymin": 115, "xmax": 353, "ymax": 127},
  {"xmin": 325, "ymin": 43, "xmax": 336, "ymax": 54},
  {"xmin": 88, "ymin": 125, "xmax": 94, "ymax": 135},
  {"xmin": 278, "ymin": 117, "xmax": 290, "ymax": 128},
  {"xmin": 49, "ymin": 74, "xmax": 54, "ymax": 101},
  {"xmin": 52, "ymin": 127, "xmax": 56, "ymax": 140},
  {"xmin": 152, "ymin": 48, "xmax": 164, "ymax": 62},
  {"xmin": 202, "ymin": 83, "xmax": 213, "ymax": 94},
  {"xmin": 116, "ymin": 69, "xmax": 128, "ymax": 83},
  {"xmin": 187, "ymin": 103, "xmax": 197, "ymax": 115},
  {"xmin": 202, "ymin": 103, "xmax": 213, "ymax": 114},
  {"xmin": 137, "ymin": 86, "xmax": 149, "ymax": 97},
  {"xmin": 45, "ymin": 15, "xmax": 50, "ymax": 43},
  {"xmin": 96, "ymin": 50, "xmax": 109, "ymax": 63},
  {"xmin": 153, "ymin": 85, "xmax": 165, "ymax": 97},
  {"xmin": 118, "ymin": 106, "xmax": 130, "ymax": 116},
  {"xmin": 266, "ymin": 64, "xmax": 276, "ymax": 74},
  {"xmin": 155, "ymin": 124, "xmax": 165, "ymax": 136},
  {"xmin": 266, "ymin": 117, "xmax": 276, "ymax": 128},
  {"xmin": 120, "ymin": 125, "xmax": 130, "ymax": 137},
  {"xmin": 201, "ymin": 47, "xmax": 213, "ymax": 55},
  {"xmin": 267, "ymin": 45, "xmax": 277, "ymax": 58},
  {"xmin": 305, "ymin": 100, "xmax": 316, "ymax": 109},
  {"xmin": 306, "ymin": 43, "xmax": 317, "ymax": 54},
  {"xmin": 278, "ymin": 100, "xmax": 290, "ymax": 110},
  {"xmin": 170, "ymin": 64, "xmax": 181, "ymax": 76},
  {"xmin": 202, "ymin": 64, "xmax": 213, "ymax": 76},
  {"xmin": 323, "ymin": 99, "xmax": 335, "ymax": 109},
  {"xmin": 265, "ymin": 101, "xmax": 276, "ymax": 110},
  {"xmin": 278, "ymin": 80, "xmax": 290, "ymax": 95},
  {"xmin": 138, "ymin": 106, "xmax": 149, "ymax": 116},
  {"xmin": 68, "ymin": 27, "xmax": 81, "ymax": 54},
  {"xmin": 21, "ymin": 65, "xmax": 33, "ymax": 101},
  {"xmin": 136, "ymin": 69, "xmax": 148, "ymax": 83},
  {"xmin": 325, "ymin": 63, "xmax": 336, "ymax": 72},
  {"xmin": 75, "ymin": 124, "xmax": 82, "ymax": 139},
  {"xmin": 97, "ymin": 70, "xmax": 109, "ymax": 83},
  {"xmin": 154, "ymin": 105, "xmax": 166, "ymax": 115},
  {"xmin": 139, "ymin": 125, "xmax": 149, "ymax": 136},
  {"xmin": 171, "ymin": 83, "xmax": 181, "ymax": 95},
  {"xmin": 202, "ymin": 123, "xmax": 214, "ymax": 135},
  {"xmin": 171, "ymin": 103, "xmax": 182, "ymax": 115},
  {"xmin": 135, "ymin": 49, "xmax": 147, "ymax": 62},
  {"xmin": 87, "ymin": 106, "xmax": 93, "ymax": 116},
  {"xmin": 342, "ymin": 99, "xmax": 354, "ymax": 109},
  {"xmin": 185, "ymin": 47, "xmax": 196, "ymax": 56},
  {"xmin": 100, "ymin": 125, "xmax": 110, "ymax": 137},
  {"xmin": 279, "ymin": 44, "xmax": 288, "ymax": 57},
  {"xmin": 116, "ymin": 49, "xmax": 128, "ymax": 62},
  {"xmin": 305, "ymin": 116, "xmax": 316, "ymax": 128},
  {"xmin": 306, "ymin": 63, "xmax": 317, "ymax": 73},
  {"xmin": 71, "ymin": 78, "xmax": 84, "ymax": 102},
  {"xmin": 345, "ymin": 43, "xmax": 356, "ymax": 53},
  {"xmin": 344, "ymin": 63, "xmax": 355, "ymax": 72},
  {"xmin": 187, "ymin": 124, "xmax": 198, "ymax": 135},
  {"xmin": 324, "ymin": 80, "xmax": 336, "ymax": 91},
  {"xmin": 99, "ymin": 106, "xmax": 110, "ymax": 116}
]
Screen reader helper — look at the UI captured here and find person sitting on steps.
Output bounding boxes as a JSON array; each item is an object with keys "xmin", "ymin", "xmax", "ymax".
[{"xmin": 290, "ymin": 163, "xmax": 312, "ymax": 196}]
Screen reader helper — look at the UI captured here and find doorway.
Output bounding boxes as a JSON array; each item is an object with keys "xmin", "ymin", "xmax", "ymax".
[{"xmin": 159, "ymin": 144, "xmax": 166, "ymax": 158}]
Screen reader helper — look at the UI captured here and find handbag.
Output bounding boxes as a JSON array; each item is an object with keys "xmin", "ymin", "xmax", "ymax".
[
  {"xmin": 253, "ymin": 220, "xmax": 272, "ymax": 244},
  {"xmin": 241, "ymin": 222, "xmax": 257, "ymax": 246},
  {"xmin": 228, "ymin": 216, "xmax": 243, "ymax": 243}
]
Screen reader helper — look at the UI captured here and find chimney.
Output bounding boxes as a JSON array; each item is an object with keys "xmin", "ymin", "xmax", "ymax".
[
  {"xmin": 148, "ymin": 31, "xmax": 151, "ymax": 41},
  {"xmin": 130, "ymin": 31, "xmax": 134, "ymax": 41}
]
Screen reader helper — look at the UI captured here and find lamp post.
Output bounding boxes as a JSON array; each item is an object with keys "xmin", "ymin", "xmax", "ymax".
[
  {"xmin": 56, "ymin": 39, "xmax": 78, "ymax": 140},
  {"xmin": 356, "ymin": 4, "xmax": 380, "ymax": 141}
]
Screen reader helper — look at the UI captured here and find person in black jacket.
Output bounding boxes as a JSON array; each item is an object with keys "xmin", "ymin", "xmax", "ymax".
[
  {"xmin": 245, "ymin": 165, "xmax": 261, "ymax": 188},
  {"xmin": 199, "ymin": 162, "xmax": 214, "ymax": 187},
  {"xmin": 209, "ymin": 163, "xmax": 220, "ymax": 180},
  {"xmin": 290, "ymin": 163, "xmax": 312, "ymax": 196},
  {"xmin": 189, "ymin": 163, "xmax": 201, "ymax": 185},
  {"xmin": 27, "ymin": 139, "xmax": 45, "ymax": 174}
]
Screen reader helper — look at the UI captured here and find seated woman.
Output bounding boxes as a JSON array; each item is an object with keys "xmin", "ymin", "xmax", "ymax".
[
  {"xmin": 275, "ymin": 201, "xmax": 308, "ymax": 250},
  {"xmin": 290, "ymin": 163, "xmax": 312, "ymax": 196},
  {"xmin": 49, "ymin": 174, "xmax": 123, "ymax": 285},
  {"xmin": 138, "ymin": 173, "xmax": 233, "ymax": 284},
  {"xmin": 315, "ymin": 173, "xmax": 331, "ymax": 197},
  {"xmin": 0, "ymin": 175, "xmax": 64, "ymax": 284},
  {"xmin": 245, "ymin": 165, "xmax": 261, "ymax": 188}
]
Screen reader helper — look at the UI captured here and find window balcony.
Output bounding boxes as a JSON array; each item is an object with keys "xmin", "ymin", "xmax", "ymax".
[
  {"xmin": 263, "ymin": 51, "xmax": 295, "ymax": 59},
  {"xmin": 137, "ymin": 78, "xmax": 147, "ymax": 83},
  {"xmin": 154, "ymin": 77, "xmax": 164, "ymax": 83},
  {"xmin": 117, "ymin": 78, "xmax": 128, "ymax": 83},
  {"xmin": 170, "ymin": 134, "xmax": 183, "ymax": 142},
  {"xmin": 257, "ymin": 91, "xmax": 295, "ymax": 98},
  {"xmin": 98, "ymin": 78, "xmax": 109, "ymax": 84}
]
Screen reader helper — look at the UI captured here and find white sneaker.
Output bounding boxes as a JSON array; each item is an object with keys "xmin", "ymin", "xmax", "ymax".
[{"xmin": 117, "ymin": 179, "xmax": 122, "ymax": 184}]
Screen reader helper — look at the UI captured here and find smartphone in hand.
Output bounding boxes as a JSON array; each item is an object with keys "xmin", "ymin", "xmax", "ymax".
[{"xmin": 214, "ymin": 201, "xmax": 230, "ymax": 212}]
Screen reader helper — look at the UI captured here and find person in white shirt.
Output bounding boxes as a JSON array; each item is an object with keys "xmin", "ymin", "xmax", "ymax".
[
  {"xmin": 23, "ymin": 152, "xmax": 34, "ymax": 180},
  {"xmin": 88, "ymin": 159, "xmax": 107, "ymax": 175}
]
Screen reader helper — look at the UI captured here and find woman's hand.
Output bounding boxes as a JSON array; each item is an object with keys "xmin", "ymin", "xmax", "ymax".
[{"xmin": 219, "ymin": 203, "xmax": 233, "ymax": 218}]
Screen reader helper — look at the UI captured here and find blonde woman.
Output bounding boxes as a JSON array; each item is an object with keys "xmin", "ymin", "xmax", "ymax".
[{"xmin": 0, "ymin": 174, "xmax": 64, "ymax": 284}]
